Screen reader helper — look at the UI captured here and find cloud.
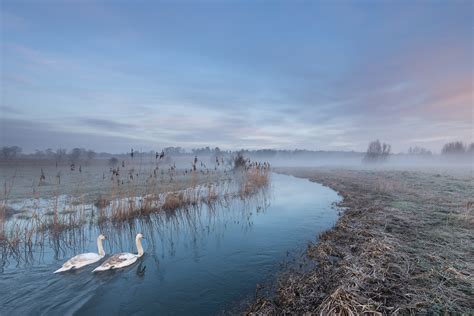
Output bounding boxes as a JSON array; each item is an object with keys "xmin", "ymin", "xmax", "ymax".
[
  {"xmin": 5, "ymin": 44, "xmax": 59, "ymax": 67},
  {"xmin": 78, "ymin": 118, "xmax": 136, "ymax": 130},
  {"xmin": 0, "ymin": 118, "xmax": 144, "ymax": 152},
  {"xmin": 1, "ymin": 2, "xmax": 471, "ymax": 152},
  {"xmin": 0, "ymin": 105, "xmax": 23, "ymax": 115}
]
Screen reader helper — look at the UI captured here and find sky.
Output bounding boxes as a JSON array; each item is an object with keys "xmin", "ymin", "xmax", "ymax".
[{"xmin": 1, "ymin": 0, "xmax": 472, "ymax": 153}]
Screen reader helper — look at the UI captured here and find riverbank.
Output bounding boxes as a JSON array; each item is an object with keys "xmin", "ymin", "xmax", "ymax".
[
  {"xmin": 1, "ymin": 173, "xmax": 337, "ymax": 315},
  {"xmin": 247, "ymin": 167, "xmax": 473, "ymax": 314}
]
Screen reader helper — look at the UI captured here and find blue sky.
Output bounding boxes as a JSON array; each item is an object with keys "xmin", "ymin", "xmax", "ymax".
[{"xmin": 1, "ymin": 0, "xmax": 472, "ymax": 153}]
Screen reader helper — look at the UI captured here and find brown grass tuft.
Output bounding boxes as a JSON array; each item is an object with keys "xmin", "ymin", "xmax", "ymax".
[{"xmin": 161, "ymin": 192, "xmax": 186, "ymax": 212}]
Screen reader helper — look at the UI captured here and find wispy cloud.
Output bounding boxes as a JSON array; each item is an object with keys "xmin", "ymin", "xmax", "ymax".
[
  {"xmin": 5, "ymin": 44, "xmax": 59, "ymax": 67},
  {"xmin": 0, "ymin": 105, "xmax": 23, "ymax": 115},
  {"xmin": 78, "ymin": 118, "xmax": 136, "ymax": 130},
  {"xmin": 1, "ymin": 1, "xmax": 472, "ymax": 152}
]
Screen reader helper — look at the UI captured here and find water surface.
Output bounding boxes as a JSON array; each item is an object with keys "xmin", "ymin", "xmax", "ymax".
[{"xmin": 0, "ymin": 173, "xmax": 340, "ymax": 315}]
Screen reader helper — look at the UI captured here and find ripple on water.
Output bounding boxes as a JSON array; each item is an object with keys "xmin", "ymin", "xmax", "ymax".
[{"xmin": 0, "ymin": 173, "xmax": 341, "ymax": 315}]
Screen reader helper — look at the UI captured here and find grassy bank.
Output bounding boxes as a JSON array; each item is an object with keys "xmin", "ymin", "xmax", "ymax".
[{"xmin": 248, "ymin": 167, "xmax": 473, "ymax": 314}]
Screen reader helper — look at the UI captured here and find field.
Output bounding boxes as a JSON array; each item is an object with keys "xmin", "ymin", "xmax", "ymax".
[
  {"xmin": 248, "ymin": 167, "xmax": 473, "ymax": 314},
  {"xmin": 2, "ymin": 161, "xmax": 472, "ymax": 314},
  {"xmin": 0, "ymin": 157, "xmax": 270, "ymax": 259},
  {"xmin": 0, "ymin": 158, "xmax": 232, "ymax": 203}
]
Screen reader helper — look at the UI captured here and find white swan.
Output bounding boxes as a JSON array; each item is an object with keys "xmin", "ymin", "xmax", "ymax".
[
  {"xmin": 93, "ymin": 233, "xmax": 145, "ymax": 272},
  {"xmin": 54, "ymin": 234, "xmax": 106, "ymax": 273}
]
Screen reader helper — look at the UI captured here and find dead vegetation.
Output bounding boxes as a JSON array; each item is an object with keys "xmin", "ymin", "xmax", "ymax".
[
  {"xmin": 162, "ymin": 192, "xmax": 186, "ymax": 211},
  {"xmin": 240, "ymin": 168, "xmax": 270, "ymax": 197},
  {"xmin": 0, "ymin": 158, "xmax": 270, "ymax": 261},
  {"xmin": 247, "ymin": 167, "xmax": 473, "ymax": 315}
]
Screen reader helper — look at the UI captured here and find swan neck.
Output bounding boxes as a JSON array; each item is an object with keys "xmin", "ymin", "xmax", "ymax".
[
  {"xmin": 97, "ymin": 238, "xmax": 105, "ymax": 257},
  {"xmin": 136, "ymin": 238, "xmax": 144, "ymax": 257}
]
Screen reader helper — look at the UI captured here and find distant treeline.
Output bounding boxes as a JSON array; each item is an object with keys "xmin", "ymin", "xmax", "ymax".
[
  {"xmin": 363, "ymin": 140, "xmax": 473, "ymax": 163},
  {"xmin": 0, "ymin": 146, "xmax": 231, "ymax": 162},
  {"xmin": 1, "ymin": 141, "xmax": 473, "ymax": 163},
  {"xmin": 0, "ymin": 146, "xmax": 362, "ymax": 162}
]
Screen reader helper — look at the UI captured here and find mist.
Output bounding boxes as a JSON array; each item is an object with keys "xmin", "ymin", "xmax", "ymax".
[{"xmin": 1, "ymin": 1, "xmax": 472, "ymax": 314}]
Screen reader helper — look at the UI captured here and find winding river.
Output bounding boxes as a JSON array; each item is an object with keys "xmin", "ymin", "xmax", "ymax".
[{"xmin": 0, "ymin": 173, "xmax": 340, "ymax": 315}]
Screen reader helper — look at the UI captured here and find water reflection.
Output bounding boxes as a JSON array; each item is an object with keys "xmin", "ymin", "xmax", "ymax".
[
  {"xmin": 1, "ymin": 181, "xmax": 270, "ymax": 270},
  {"xmin": 0, "ymin": 174, "xmax": 340, "ymax": 315}
]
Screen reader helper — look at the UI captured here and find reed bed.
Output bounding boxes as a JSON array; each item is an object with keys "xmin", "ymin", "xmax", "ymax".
[
  {"xmin": 0, "ymin": 159, "xmax": 270, "ymax": 263},
  {"xmin": 240, "ymin": 168, "xmax": 270, "ymax": 197}
]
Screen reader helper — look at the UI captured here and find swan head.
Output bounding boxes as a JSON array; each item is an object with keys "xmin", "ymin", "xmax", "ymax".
[
  {"xmin": 136, "ymin": 233, "xmax": 144, "ymax": 240},
  {"xmin": 98, "ymin": 234, "xmax": 107, "ymax": 241}
]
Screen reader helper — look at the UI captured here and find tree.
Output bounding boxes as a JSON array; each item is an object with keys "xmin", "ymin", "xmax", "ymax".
[
  {"xmin": 408, "ymin": 146, "xmax": 432, "ymax": 156},
  {"xmin": 441, "ymin": 141, "xmax": 465, "ymax": 155},
  {"xmin": 363, "ymin": 140, "xmax": 391, "ymax": 163},
  {"xmin": 0, "ymin": 146, "xmax": 22, "ymax": 160},
  {"xmin": 45, "ymin": 148, "xmax": 55, "ymax": 159},
  {"xmin": 33, "ymin": 150, "xmax": 45, "ymax": 158},
  {"xmin": 211, "ymin": 147, "xmax": 222, "ymax": 161},
  {"xmin": 163, "ymin": 147, "xmax": 185, "ymax": 155},
  {"xmin": 233, "ymin": 152, "xmax": 247, "ymax": 169},
  {"xmin": 192, "ymin": 147, "xmax": 211, "ymax": 155},
  {"xmin": 86, "ymin": 150, "xmax": 96, "ymax": 160},
  {"xmin": 69, "ymin": 148, "xmax": 85, "ymax": 164},
  {"xmin": 55, "ymin": 148, "xmax": 67, "ymax": 163},
  {"xmin": 468, "ymin": 143, "xmax": 474, "ymax": 154}
]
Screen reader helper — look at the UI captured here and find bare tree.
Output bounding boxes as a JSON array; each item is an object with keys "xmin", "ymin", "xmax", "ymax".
[
  {"xmin": 441, "ymin": 141, "xmax": 466, "ymax": 155},
  {"xmin": 69, "ymin": 148, "xmax": 84, "ymax": 164},
  {"xmin": 0, "ymin": 146, "xmax": 22, "ymax": 160},
  {"xmin": 363, "ymin": 140, "xmax": 391, "ymax": 163},
  {"xmin": 233, "ymin": 152, "xmax": 247, "ymax": 169},
  {"xmin": 55, "ymin": 148, "xmax": 67, "ymax": 163},
  {"xmin": 86, "ymin": 150, "xmax": 96, "ymax": 160},
  {"xmin": 33, "ymin": 150, "xmax": 46, "ymax": 158},
  {"xmin": 408, "ymin": 146, "xmax": 432, "ymax": 156},
  {"xmin": 468, "ymin": 143, "xmax": 474, "ymax": 154}
]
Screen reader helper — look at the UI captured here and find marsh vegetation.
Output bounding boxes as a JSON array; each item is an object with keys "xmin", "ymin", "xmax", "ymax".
[
  {"xmin": 1, "ymin": 146, "xmax": 472, "ymax": 314},
  {"xmin": 0, "ymin": 152, "xmax": 271, "ymax": 265},
  {"xmin": 249, "ymin": 167, "xmax": 473, "ymax": 314},
  {"xmin": 0, "ymin": 169, "xmax": 341, "ymax": 315}
]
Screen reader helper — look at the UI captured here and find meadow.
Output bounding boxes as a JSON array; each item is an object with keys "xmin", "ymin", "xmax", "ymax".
[
  {"xmin": 0, "ymin": 155, "xmax": 270, "ymax": 264},
  {"xmin": 1, "ymin": 156, "xmax": 472, "ymax": 314},
  {"xmin": 248, "ymin": 166, "xmax": 473, "ymax": 314}
]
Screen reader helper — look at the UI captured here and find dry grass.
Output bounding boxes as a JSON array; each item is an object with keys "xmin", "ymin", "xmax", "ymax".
[
  {"xmin": 162, "ymin": 192, "xmax": 187, "ymax": 211},
  {"xmin": 205, "ymin": 184, "xmax": 219, "ymax": 203},
  {"xmin": 247, "ymin": 167, "xmax": 473, "ymax": 315},
  {"xmin": 0, "ymin": 158, "xmax": 271, "ymax": 259},
  {"xmin": 240, "ymin": 168, "xmax": 270, "ymax": 197}
]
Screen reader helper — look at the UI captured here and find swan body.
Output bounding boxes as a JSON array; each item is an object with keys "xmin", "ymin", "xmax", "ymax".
[
  {"xmin": 93, "ymin": 233, "xmax": 144, "ymax": 272},
  {"xmin": 54, "ymin": 234, "xmax": 106, "ymax": 273}
]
